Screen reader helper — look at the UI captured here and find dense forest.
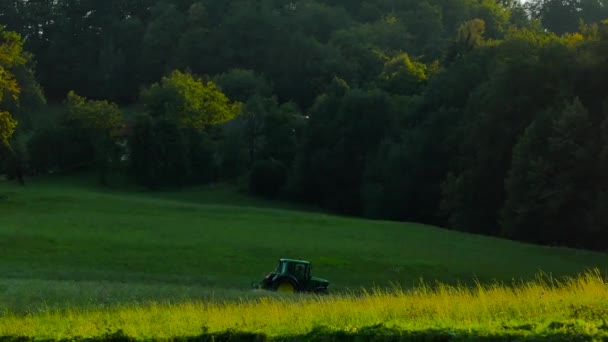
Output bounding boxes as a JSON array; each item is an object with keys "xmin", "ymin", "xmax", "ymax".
[{"xmin": 1, "ymin": 0, "xmax": 608, "ymax": 251}]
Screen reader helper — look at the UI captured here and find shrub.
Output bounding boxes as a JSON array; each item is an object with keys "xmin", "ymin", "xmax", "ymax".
[{"xmin": 248, "ymin": 159, "xmax": 287, "ymax": 198}]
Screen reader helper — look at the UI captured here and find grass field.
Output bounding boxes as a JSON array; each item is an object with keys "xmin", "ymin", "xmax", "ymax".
[{"xmin": 1, "ymin": 176, "xmax": 608, "ymax": 340}]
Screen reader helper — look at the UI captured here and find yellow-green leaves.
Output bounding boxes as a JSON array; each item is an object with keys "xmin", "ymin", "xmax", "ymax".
[
  {"xmin": 0, "ymin": 30, "xmax": 26, "ymax": 67},
  {"xmin": 458, "ymin": 19, "xmax": 487, "ymax": 49},
  {"xmin": 383, "ymin": 53, "xmax": 429, "ymax": 82},
  {"xmin": 0, "ymin": 110, "xmax": 18, "ymax": 146},
  {"xmin": 142, "ymin": 70, "xmax": 241, "ymax": 129},
  {"xmin": 66, "ymin": 91, "xmax": 122, "ymax": 133},
  {"xmin": 379, "ymin": 53, "xmax": 436, "ymax": 95},
  {"xmin": 0, "ymin": 28, "xmax": 27, "ymax": 147}
]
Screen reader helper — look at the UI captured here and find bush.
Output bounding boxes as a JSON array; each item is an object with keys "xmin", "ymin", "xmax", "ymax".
[
  {"xmin": 248, "ymin": 159, "xmax": 287, "ymax": 198},
  {"xmin": 184, "ymin": 128, "xmax": 216, "ymax": 184},
  {"xmin": 128, "ymin": 115, "xmax": 189, "ymax": 189},
  {"xmin": 27, "ymin": 124, "xmax": 95, "ymax": 175}
]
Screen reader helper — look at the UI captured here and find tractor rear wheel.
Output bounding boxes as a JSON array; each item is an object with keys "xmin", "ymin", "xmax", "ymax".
[{"xmin": 276, "ymin": 281, "xmax": 296, "ymax": 293}]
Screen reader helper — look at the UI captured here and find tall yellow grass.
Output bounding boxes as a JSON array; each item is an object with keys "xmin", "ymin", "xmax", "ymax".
[{"xmin": 1, "ymin": 271, "xmax": 606, "ymax": 339}]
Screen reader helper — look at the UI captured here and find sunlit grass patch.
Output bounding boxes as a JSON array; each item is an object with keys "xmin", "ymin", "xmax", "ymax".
[{"xmin": 1, "ymin": 271, "xmax": 607, "ymax": 340}]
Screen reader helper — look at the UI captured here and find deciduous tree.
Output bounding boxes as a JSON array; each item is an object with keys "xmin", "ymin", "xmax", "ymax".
[
  {"xmin": 65, "ymin": 91, "xmax": 122, "ymax": 185},
  {"xmin": 141, "ymin": 70, "xmax": 241, "ymax": 129}
]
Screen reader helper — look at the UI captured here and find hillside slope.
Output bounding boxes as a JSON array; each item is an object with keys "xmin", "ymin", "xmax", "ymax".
[{"xmin": 0, "ymin": 178, "xmax": 606, "ymax": 312}]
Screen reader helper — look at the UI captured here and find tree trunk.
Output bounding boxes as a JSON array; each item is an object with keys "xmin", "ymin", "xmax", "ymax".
[
  {"xmin": 13, "ymin": 153, "xmax": 25, "ymax": 186},
  {"xmin": 1, "ymin": 144, "xmax": 25, "ymax": 186},
  {"xmin": 96, "ymin": 133, "xmax": 111, "ymax": 187},
  {"xmin": 98, "ymin": 162, "xmax": 108, "ymax": 186}
]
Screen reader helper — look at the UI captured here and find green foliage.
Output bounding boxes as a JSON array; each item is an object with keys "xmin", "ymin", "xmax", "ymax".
[
  {"xmin": 142, "ymin": 70, "xmax": 241, "ymax": 129},
  {"xmin": 269, "ymin": 32, "xmax": 347, "ymax": 108},
  {"xmin": 601, "ymin": 19, "xmax": 608, "ymax": 38},
  {"xmin": 292, "ymin": 79, "xmax": 395, "ymax": 214},
  {"xmin": 0, "ymin": 30, "xmax": 25, "ymax": 98},
  {"xmin": 0, "ymin": 111, "xmax": 17, "ymax": 147},
  {"xmin": 289, "ymin": 1, "xmax": 355, "ymax": 43},
  {"xmin": 128, "ymin": 114, "xmax": 162, "ymax": 188},
  {"xmin": 240, "ymin": 95, "xmax": 302, "ymax": 167},
  {"xmin": 402, "ymin": 2, "xmax": 445, "ymax": 59},
  {"xmin": 445, "ymin": 18, "xmax": 487, "ymax": 63},
  {"xmin": 66, "ymin": 91, "xmax": 122, "ymax": 132},
  {"xmin": 362, "ymin": 125, "xmax": 444, "ymax": 222},
  {"xmin": 128, "ymin": 115, "xmax": 190, "ymax": 189},
  {"xmin": 184, "ymin": 128, "xmax": 216, "ymax": 184},
  {"xmin": 440, "ymin": 35, "xmax": 569, "ymax": 234},
  {"xmin": 378, "ymin": 53, "xmax": 435, "ymax": 95},
  {"xmin": 259, "ymin": 101, "xmax": 304, "ymax": 166},
  {"xmin": 502, "ymin": 99, "xmax": 597, "ymax": 246},
  {"xmin": 469, "ymin": 0, "xmax": 511, "ymax": 39},
  {"xmin": 527, "ymin": 0, "xmax": 608, "ymax": 35},
  {"xmin": 249, "ymin": 159, "xmax": 288, "ymax": 198},
  {"xmin": 0, "ymin": 28, "xmax": 26, "ymax": 147},
  {"xmin": 216, "ymin": 124, "xmax": 249, "ymax": 179},
  {"xmin": 0, "ymin": 27, "xmax": 44, "ymax": 184},
  {"xmin": 65, "ymin": 91, "xmax": 123, "ymax": 185},
  {"xmin": 0, "ymin": 60, "xmax": 46, "ymax": 158},
  {"xmin": 7, "ymin": 64, "xmax": 46, "ymax": 125},
  {"xmin": 26, "ymin": 121, "xmax": 96, "ymax": 175},
  {"xmin": 1, "ymin": 0, "xmax": 603, "ymax": 107},
  {"xmin": 139, "ymin": 2, "xmax": 186, "ymax": 85},
  {"xmin": 214, "ymin": 69, "xmax": 273, "ymax": 103}
]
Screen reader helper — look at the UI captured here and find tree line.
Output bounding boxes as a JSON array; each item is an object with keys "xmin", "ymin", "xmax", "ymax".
[{"xmin": 1, "ymin": 0, "xmax": 608, "ymax": 251}]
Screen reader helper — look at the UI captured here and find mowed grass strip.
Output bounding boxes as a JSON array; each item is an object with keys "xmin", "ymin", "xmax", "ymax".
[{"xmin": 1, "ymin": 273, "xmax": 607, "ymax": 340}]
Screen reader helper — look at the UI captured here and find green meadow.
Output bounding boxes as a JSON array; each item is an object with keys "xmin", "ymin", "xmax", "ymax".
[{"xmin": 1, "ymin": 177, "xmax": 608, "ymax": 340}]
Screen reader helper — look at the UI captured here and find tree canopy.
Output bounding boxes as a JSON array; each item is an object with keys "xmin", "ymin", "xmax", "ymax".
[{"xmin": 142, "ymin": 70, "xmax": 241, "ymax": 129}]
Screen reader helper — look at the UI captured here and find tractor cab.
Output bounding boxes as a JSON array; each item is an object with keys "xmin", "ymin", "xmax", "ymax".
[
  {"xmin": 255, "ymin": 258, "xmax": 330, "ymax": 294},
  {"xmin": 278, "ymin": 259, "xmax": 310, "ymax": 283}
]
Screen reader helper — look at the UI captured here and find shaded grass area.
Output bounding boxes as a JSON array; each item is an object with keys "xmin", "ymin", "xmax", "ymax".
[
  {"xmin": 1, "ymin": 273, "xmax": 607, "ymax": 341},
  {"xmin": 16, "ymin": 172, "xmax": 318, "ymax": 212}
]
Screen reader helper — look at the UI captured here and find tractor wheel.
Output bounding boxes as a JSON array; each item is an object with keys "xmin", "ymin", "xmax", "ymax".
[{"xmin": 276, "ymin": 281, "xmax": 296, "ymax": 293}]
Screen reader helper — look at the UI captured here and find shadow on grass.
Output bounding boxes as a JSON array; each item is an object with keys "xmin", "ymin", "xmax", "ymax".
[{"xmin": 0, "ymin": 322, "xmax": 601, "ymax": 342}]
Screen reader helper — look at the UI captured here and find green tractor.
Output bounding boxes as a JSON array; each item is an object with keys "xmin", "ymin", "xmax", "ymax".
[{"xmin": 252, "ymin": 258, "xmax": 330, "ymax": 294}]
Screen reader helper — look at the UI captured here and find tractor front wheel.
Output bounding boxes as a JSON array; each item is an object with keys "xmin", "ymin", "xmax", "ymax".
[{"xmin": 276, "ymin": 281, "xmax": 296, "ymax": 293}]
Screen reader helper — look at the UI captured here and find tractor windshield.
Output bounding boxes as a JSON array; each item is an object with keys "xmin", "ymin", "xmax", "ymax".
[
  {"xmin": 275, "ymin": 260, "xmax": 310, "ymax": 279},
  {"xmin": 276, "ymin": 260, "xmax": 286, "ymax": 273}
]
